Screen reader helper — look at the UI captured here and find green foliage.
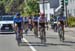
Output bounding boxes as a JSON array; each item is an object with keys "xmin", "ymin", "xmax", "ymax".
[
  {"xmin": 68, "ymin": 16, "xmax": 75, "ymax": 27},
  {"xmin": 23, "ymin": 0, "xmax": 39, "ymax": 16},
  {"xmin": 0, "ymin": 0, "xmax": 39, "ymax": 16}
]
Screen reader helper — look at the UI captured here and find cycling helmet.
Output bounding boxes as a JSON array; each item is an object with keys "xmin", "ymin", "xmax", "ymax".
[
  {"xmin": 16, "ymin": 12, "xmax": 20, "ymax": 16},
  {"xmin": 39, "ymin": 12, "xmax": 45, "ymax": 16}
]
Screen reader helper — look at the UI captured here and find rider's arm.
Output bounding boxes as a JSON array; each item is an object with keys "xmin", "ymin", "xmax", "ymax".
[
  {"xmin": 21, "ymin": 17, "xmax": 24, "ymax": 29},
  {"xmin": 13, "ymin": 18, "xmax": 17, "ymax": 32}
]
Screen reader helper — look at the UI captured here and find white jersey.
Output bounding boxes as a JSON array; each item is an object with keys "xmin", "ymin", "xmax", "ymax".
[{"xmin": 38, "ymin": 17, "xmax": 47, "ymax": 23}]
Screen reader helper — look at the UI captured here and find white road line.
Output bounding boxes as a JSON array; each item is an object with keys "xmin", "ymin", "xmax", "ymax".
[{"xmin": 22, "ymin": 38, "xmax": 37, "ymax": 51}]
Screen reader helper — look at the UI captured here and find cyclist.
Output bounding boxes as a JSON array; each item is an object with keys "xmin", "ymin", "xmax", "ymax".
[
  {"xmin": 23, "ymin": 17, "xmax": 28, "ymax": 34},
  {"xmin": 32, "ymin": 15, "xmax": 39, "ymax": 37},
  {"xmin": 14, "ymin": 12, "xmax": 23, "ymax": 40},
  {"xmin": 38, "ymin": 13, "xmax": 47, "ymax": 43},
  {"xmin": 57, "ymin": 14, "xmax": 65, "ymax": 40},
  {"xmin": 38, "ymin": 13, "xmax": 47, "ymax": 29},
  {"xmin": 28, "ymin": 16, "xmax": 33, "ymax": 31}
]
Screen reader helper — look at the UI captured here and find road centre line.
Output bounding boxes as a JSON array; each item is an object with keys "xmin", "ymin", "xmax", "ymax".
[{"xmin": 23, "ymin": 38, "xmax": 37, "ymax": 51}]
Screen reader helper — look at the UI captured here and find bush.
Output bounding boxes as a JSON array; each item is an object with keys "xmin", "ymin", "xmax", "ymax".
[{"xmin": 67, "ymin": 16, "xmax": 75, "ymax": 27}]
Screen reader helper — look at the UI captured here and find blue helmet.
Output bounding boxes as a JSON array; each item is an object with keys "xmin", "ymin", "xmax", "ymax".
[{"xmin": 16, "ymin": 12, "xmax": 20, "ymax": 16}]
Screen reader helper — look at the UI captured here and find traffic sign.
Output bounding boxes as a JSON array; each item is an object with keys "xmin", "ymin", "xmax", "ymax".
[{"xmin": 65, "ymin": 0, "xmax": 68, "ymax": 5}]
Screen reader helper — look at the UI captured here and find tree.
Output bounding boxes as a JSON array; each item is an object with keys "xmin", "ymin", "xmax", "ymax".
[{"xmin": 23, "ymin": 0, "xmax": 39, "ymax": 16}]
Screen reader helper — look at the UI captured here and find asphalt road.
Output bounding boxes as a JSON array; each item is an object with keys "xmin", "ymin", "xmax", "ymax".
[{"xmin": 0, "ymin": 28, "xmax": 75, "ymax": 51}]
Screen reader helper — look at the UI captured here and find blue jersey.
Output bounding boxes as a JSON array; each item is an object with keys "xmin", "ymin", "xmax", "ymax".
[
  {"xmin": 23, "ymin": 17, "xmax": 28, "ymax": 23},
  {"xmin": 13, "ymin": 17, "xmax": 23, "ymax": 23},
  {"xmin": 33, "ymin": 16, "xmax": 38, "ymax": 22},
  {"xmin": 57, "ymin": 16, "xmax": 66, "ymax": 21}
]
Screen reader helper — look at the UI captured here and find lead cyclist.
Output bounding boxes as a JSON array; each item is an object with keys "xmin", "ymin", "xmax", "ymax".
[{"xmin": 38, "ymin": 13, "xmax": 47, "ymax": 43}]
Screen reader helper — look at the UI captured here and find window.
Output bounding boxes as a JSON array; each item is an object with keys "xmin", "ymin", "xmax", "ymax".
[{"xmin": 0, "ymin": 16, "xmax": 13, "ymax": 21}]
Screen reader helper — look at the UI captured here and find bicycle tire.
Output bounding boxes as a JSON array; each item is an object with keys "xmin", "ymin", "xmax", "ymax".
[
  {"xmin": 34, "ymin": 27, "xmax": 38, "ymax": 37},
  {"xmin": 40, "ymin": 27, "xmax": 46, "ymax": 44},
  {"xmin": 58, "ymin": 26, "xmax": 64, "ymax": 42}
]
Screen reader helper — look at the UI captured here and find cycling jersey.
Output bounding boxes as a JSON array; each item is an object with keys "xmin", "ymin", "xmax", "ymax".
[
  {"xmin": 33, "ymin": 16, "xmax": 39, "ymax": 26},
  {"xmin": 57, "ymin": 16, "xmax": 65, "ymax": 25},
  {"xmin": 23, "ymin": 17, "xmax": 28, "ymax": 23},
  {"xmin": 14, "ymin": 16, "xmax": 23, "ymax": 29},
  {"xmin": 33, "ymin": 16, "xmax": 38, "ymax": 22},
  {"xmin": 38, "ymin": 17, "xmax": 47, "ymax": 27}
]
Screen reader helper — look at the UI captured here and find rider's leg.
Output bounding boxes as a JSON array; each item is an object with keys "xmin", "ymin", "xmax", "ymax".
[
  {"xmin": 25, "ymin": 23, "xmax": 28, "ymax": 34},
  {"xmin": 19, "ymin": 27, "xmax": 23, "ymax": 38},
  {"xmin": 62, "ymin": 25, "xmax": 65, "ymax": 40},
  {"xmin": 14, "ymin": 26, "xmax": 18, "ymax": 40}
]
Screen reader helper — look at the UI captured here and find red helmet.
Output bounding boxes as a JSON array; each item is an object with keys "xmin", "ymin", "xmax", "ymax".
[{"xmin": 39, "ymin": 12, "xmax": 45, "ymax": 16}]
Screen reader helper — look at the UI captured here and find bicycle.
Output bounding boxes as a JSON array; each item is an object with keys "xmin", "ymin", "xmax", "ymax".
[
  {"xmin": 16, "ymin": 28, "xmax": 23, "ymax": 45},
  {"xmin": 58, "ymin": 25, "xmax": 64, "ymax": 42},
  {"xmin": 39, "ymin": 26, "xmax": 46, "ymax": 44},
  {"xmin": 24, "ymin": 23, "xmax": 28, "ymax": 35},
  {"xmin": 34, "ymin": 26, "xmax": 38, "ymax": 37}
]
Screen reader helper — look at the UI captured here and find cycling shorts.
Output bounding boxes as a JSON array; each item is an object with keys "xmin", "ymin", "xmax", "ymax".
[
  {"xmin": 39, "ymin": 23, "xmax": 45, "ymax": 28},
  {"xmin": 33, "ymin": 22, "xmax": 38, "ymax": 26},
  {"xmin": 15, "ymin": 22, "xmax": 22, "ymax": 30},
  {"xmin": 24, "ymin": 22, "xmax": 28, "ymax": 24},
  {"xmin": 59, "ymin": 21, "xmax": 64, "ymax": 25}
]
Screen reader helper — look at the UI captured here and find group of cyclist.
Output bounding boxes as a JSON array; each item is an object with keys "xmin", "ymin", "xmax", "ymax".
[{"xmin": 13, "ymin": 12, "xmax": 65, "ymax": 44}]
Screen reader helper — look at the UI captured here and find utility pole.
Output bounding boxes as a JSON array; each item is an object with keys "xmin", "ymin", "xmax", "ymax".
[
  {"xmin": 43, "ymin": 0, "xmax": 45, "ymax": 14},
  {"xmin": 65, "ymin": 4, "xmax": 68, "ymax": 26},
  {"xmin": 65, "ymin": 0, "xmax": 68, "ymax": 26},
  {"xmin": 61, "ymin": 0, "xmax": 64, "ymax": 16}
]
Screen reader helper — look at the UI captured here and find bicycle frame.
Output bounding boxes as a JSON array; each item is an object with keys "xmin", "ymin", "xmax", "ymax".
[
  {"xmin": 16, "ymin": 27, "xmax": 23, "ymax": 45},
  {"xmin": 39, "ymin": 27, "xmax": 46, "ymax": 44},
  {"xmin": 58, "ymin": 25, "xmax": 64, "ymax": 42}
]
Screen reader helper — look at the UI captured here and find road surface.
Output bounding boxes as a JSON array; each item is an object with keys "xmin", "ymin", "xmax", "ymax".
[{"xmin": 0, "ymin": 27, "xmax": 75, "ymax": 51}]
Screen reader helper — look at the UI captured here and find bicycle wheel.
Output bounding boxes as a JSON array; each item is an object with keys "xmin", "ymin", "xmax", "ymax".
[
  {"xmin": 58, "ymin": 27, "xmax": 64, "ymax": 42},
  {"xmin": 61, "ymin": 30, "xmax": 64, "ymax": 42},
  {"xmin": 40, "ymin": 28, "xmax": 46, "ymax": 44},
  {"xmin": 34, "ymin": 27, "xmax": 38, "ymax": 37},
  {"xmin": 58, "ymin": 27, "xmax": 62, "ymax": 41},
  {"xmin": 43, "ymin": 29, "xmax": 46, "ymax": 44},
  {"xmin": 39, "ymin": 28, "xmax": 43, "ymax": 43}
]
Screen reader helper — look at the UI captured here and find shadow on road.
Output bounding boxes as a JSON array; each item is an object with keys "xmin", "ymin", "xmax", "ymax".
[
  {"xmin": 64, "ymin": 41, "xmax": 75, "ymax": 44},
  {"xmin": 25, "ymin": 35, "xmax": 34, "ymax": 37},
  {"xmin": 45, "ymin": 43, "xmax": 72, "ymax": 46},
  {"xmin": 0, "ymin": 33, "xmax": 15, "ymax": 35},
  {"xmin": 18, "ymin": 42, "xmax": 47, "ymax": 47},
  {"xmin": 17, "ymin": 41, "xmax": 72, "ymax": 47},
  {"xmin": 65, "ymin": 30, "xmax": 75, "ymax": 33},
  {"xmin": 46, "ymin": 36, "xmax": 57, "ymax": 39}
]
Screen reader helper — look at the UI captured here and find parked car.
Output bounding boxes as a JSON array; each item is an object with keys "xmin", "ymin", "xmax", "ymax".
[{"xmin": 0, "ymin": 15, "xmax": 14, "ymax": 33}]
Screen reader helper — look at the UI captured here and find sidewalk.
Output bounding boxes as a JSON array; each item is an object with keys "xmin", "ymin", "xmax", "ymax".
[
  {"xmin": 48, "ymin": 24, "xmax": 75, "ymax": 32},
  {"xmin": 64, "ymin": 27, "xmax": 75, "ymax": 39},
  {"xmin": 64, "ymin": 27, "xmax": 75, "ymax": 32}
]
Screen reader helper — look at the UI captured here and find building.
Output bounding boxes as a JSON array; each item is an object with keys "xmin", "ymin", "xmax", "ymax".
[
  {"xmin": 58, "ymin": 0, "xmax": 75, "ymax": 17},
  {"xmin": 67, "ymin": 0, "xmax": 75, "ymax": 17},
  {"xmin": 39, "ymin": 0, "xmax": 59, "ymax": 21}
]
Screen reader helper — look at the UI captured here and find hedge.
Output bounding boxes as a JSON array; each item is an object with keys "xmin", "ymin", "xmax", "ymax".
[{"xmin": 67, "ymin": 16, "xmax": 75, "ymax": 27}]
